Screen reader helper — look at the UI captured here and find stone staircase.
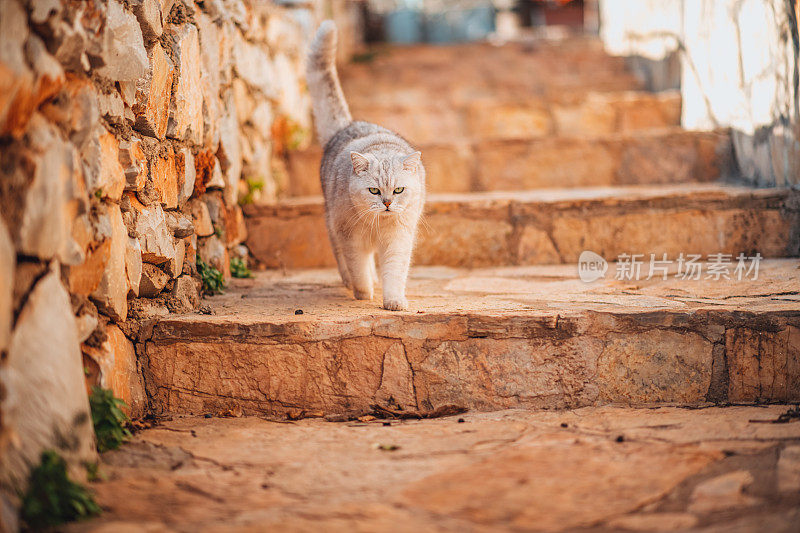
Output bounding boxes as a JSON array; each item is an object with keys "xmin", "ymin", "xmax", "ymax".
[{"xmin": 143, "ymin": 37, "xmax": 800, "ymax": 418}]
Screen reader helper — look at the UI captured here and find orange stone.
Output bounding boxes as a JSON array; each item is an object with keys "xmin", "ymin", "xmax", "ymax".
[
  {"xmin": 130, "ymin": 42, "xmax": 174, "ymax": 139},
  {"xmin": 151, "ymin": 145, "xmax": 179, "ymax": 209}
]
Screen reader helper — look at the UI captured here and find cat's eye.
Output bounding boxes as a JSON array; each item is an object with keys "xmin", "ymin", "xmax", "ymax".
[
  {"xmin": 368, "ymin": 187, "xmax": 380, "ymax": 195},
  {"xmin": 393, "ymin": 187, "xmax": 405, "ymax": 194}
]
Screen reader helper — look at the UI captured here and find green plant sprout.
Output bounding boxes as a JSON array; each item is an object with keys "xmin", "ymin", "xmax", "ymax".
[
  {"xmin": 20, "ymin": 451, "xmax": 101, "ymax": 529},
  {"xmin": 89, "ymin": 386, "xmax": 131, "ymax": 453},
  {"xmin": 197, "ymin": 258, "xmax": 226, "ymax": 294},
  {"xmin": 230, "ymin": 257, "xmax": 253, "ymax": 278}
]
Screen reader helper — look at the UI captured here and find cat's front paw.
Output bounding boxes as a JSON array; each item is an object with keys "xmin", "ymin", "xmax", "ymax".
[
  {"xmin": 383, "ymin": 297, "xmax": 408, "ymax": 311},
  {"xmin": 353, "ymin": 287, "xmax": 373, "ymax": 300}
]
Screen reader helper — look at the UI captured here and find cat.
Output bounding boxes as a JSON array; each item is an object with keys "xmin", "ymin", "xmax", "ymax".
[{"xmin": 307, "ymin": 21, "xmax": 425, "ymax": 311}]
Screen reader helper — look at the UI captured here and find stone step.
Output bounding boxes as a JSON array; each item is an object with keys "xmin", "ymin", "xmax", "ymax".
[
  {"xmin": 345, "ymin": 90, "xmax": 682, "ymax": 145},
  {"xmin": 340, "ymin": 39, "xmax": 643, "ymax": 109},
  {"xmin": 245, "ymin": 184, "xmax": 798, "ymax": 270},
  {"xmin": 286, "ymin": 128, "xmax": 731, "ymax": 196},
  {"xmin": 144, "ymin": 261, "xmax": 800, "ymax": 417}
]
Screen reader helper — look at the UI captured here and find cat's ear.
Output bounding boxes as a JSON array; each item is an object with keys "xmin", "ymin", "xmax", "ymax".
[
  {"xmin": 350, "ymin": 152, "xmax": 369, "ymax": 173},
  {"xmin": 402, "ymin": 151, "xmax": 421, "ymax": 171}
]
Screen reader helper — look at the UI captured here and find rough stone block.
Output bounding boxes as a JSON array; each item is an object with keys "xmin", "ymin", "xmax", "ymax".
[
  {"xmin": 166, "ymin": 275, "xmax": 200, "ymax": 314},
  {"xmin": 150, "ymin": 145, "xmax": 179, "ymax": 209},
  {"xmin": 183, "ymin": 234, "xmax": 197, "ymax": 271},
  {"xmin": 217, "ymin": 93, "xmax": 242, "ymax": 205},
  {"xmin": 81, "ymin": 128, "xmax": 126, "ymax": 201},
  {"xmin": 42, "ymin": 76, "xmax": 98, "ymax": 148},
  {"xmin": 165, "ymin": 211, "xmax": 194, "ymax": 238},
  {"xmin": 129, "ymin": 42, "xmax": 174, "ymax": 139},
  {"xmin": 126, "ymin": 236, "xmax": 143, "ymax": 297},
  {"xmin": 132, "ymin": 202, "xmax": 177, "ymax": 265},
  {"xmin": 272, "ymin": 53, "xmax": 306, "ymax": 126},
  {"xmin": 616, "ymin": 91, "xmax": 682, "ymax": 132},
  {"xmin": 726, "ymin": 325, "xmax": 800, "ymax": 402},
  {"xmin": 82, "ymin": 325, "xmax": 147, "ymax": 418},
  {"xmin": 97, "ymin": 88, "xmax": 125, "ymax": 124},
  {"xmin": 50, "ymin": 17, "xmax": 91, "ymax": 72},
  {"xmin": 119, "ymin": 138, "xmax": 147, "ymax": 191},
  {"xmin": 0, "ymin": 0, "xmax": 35, "ymax": 138},
  {"xmin": 232, "ymin": 31, "xmax": 275, "ymax": 96},
  {"xmin": 130, "ymin": 0, "xmax": 163, "ymax": 42},
  {"xmin": 166, "ymin": 238, "xmax": 186, "ymax": 279},
  {"xmin": 417, "ymin": 213, "xmax": 514, "ymax": 268},
  {"xmin": 206, "ymin": 156, "xmax": 225, "ymax": 189},
  {"xmin": 185, "ymin": 198, "xmax": 214, "ymax": 237},
  {"xmin": 167, "ymin": 24, "xmax": 204, "ymax": 144},
  {"xmin": 177, "ymin": 147, "xmax": 196, "ymax": 205},
  {"xmin": 198, "ymin": 235, "xmax": 230, "ymax": 279},
  {"xmin": 616, "ymin": 131, "xmax": 726, "ymax": 185},
  {"xmin": 18, "ymin": 115, "xmax": 85, "ymax": 264},
  {"xmin": 139, "ymin": 262, "xmax": 170, "ymax": 297},
  {"xmin": 25, "ymin": 34, "xmax": 65, "ymax": 109},
  {"xmin": 67, "ymin": 237, "xmax": 110, "ymax": 297},
  {"xmin": 597, "ymin": 330, "xmax": 713, "ymax": 403},
  {"xmin": 97, "ymin": 0, "xmax": 149, "ymax": 81},
  {"xmin": 202, "ymin": 192, "xmax": 224, "ymax": 229},
  {"xmin": 91, "ymin": 204, "xmax": 129, "ymax": 322},
  {"xmin": 0, "ymin": 266, "xmax": 96, "ymax": 492},
  {"xmin": 195, "ymin": 7, "xmax": 222, "ymax": 100}
]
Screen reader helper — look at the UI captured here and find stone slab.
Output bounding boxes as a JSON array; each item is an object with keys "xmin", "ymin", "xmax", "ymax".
[
  {"xmin": 143, "ymin": 260, "xmax": 800, "ymax": 416},
  {"xmin": 349, "ymin": 90, "xmax": 682, "ymax": 145},
  {"xmin": 287, "ymin": 129, "xmax": 731, "ymax": 196},
  {"xmin": 70, "ymin": 405, "xmax": 800, "ymax": 532},
  {"xmin": 245, "ymin": 185, "xmax": 799, "ymax": 269}
]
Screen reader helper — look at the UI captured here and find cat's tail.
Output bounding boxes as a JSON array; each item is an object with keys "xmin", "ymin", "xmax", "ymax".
[{"xmin": 307, "ymin": 21, "xmax": 352, "ymax": 146}]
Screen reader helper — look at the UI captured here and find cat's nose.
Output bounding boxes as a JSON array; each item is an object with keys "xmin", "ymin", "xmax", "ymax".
[{"xmin": 382, "ymin": 199, "xmax": 392, "ymax": 207}]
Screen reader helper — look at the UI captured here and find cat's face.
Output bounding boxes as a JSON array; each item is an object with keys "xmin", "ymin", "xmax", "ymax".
[{"xmin": 348, "ymin": 151, "xmax": 422, "ymax": 217}]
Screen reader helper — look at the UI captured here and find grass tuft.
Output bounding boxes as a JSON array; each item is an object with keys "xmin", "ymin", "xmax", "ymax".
[{"xmin": 89, "ymin": 386, "xmax": 131, "ymax": 453}]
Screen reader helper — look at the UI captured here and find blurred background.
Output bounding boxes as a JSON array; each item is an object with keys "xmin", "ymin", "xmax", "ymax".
[{"xmin": 276, "ymin": 0, "xmax": 798, "ymax": 201}]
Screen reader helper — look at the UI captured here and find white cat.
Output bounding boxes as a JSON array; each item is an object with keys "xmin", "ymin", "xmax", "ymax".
[{"xmin": 307, "ymin": 21, "xmax": 425, "ymax": 311}]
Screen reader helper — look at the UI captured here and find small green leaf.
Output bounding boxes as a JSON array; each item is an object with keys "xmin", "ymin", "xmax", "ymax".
[
  {"xmin": 21, "ymin": 451, "xmax": 101, "ymax": 529},
  {"xmin": 230, "ymin": 257, "xmax": 253, "ymax": 279},
  {"xmin": 197, "ymin": 258, "xmax": 226, "ymax": 294},
  {"xmin": 89, "ymin": 386, "xmax": 131, "ymax": 453}
]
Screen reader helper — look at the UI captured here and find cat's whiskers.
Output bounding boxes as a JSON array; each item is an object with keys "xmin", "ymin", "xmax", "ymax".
[{"xmin": 344, "ymin": 206, "xmax": 375, "ymax": 238}]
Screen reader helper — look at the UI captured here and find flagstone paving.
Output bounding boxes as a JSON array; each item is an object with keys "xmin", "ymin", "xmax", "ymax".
[{"xmin": 71, "ymin": 406, "xmax": 800, "ymax": 532}]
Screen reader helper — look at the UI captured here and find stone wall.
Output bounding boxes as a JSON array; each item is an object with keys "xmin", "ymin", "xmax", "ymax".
[
  {"xmin": 0, "ymin": 0, "xmax": 322, "ymax": 516},
  {"xmin": 599, "ymin": 0, "xmax": 800, "ymax": 187}
]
